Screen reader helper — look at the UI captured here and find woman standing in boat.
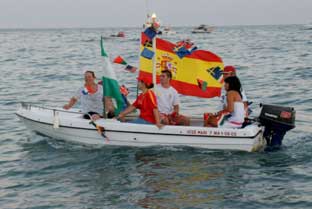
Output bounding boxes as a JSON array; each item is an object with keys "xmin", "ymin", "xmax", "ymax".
[
  {"xmin": 63, "ymin": 70, "xmax": 114, "ymax": 120},
  {"xmin": 117, "ymin": 77, "xmax": 163, "ymax": 129},
  {"xmin": 204, "ymin": 76, "xmax": 245, "ymax": 128}
]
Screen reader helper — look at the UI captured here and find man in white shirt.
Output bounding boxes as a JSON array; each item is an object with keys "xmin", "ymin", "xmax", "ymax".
[{"xmin": 156, "ymin": 70, "xmax": 190, "ymax": 126}]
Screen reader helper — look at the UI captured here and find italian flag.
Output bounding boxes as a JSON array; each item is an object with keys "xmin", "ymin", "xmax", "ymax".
[{"xmin": 100, "ymin": 37, "xmax": 125, "ymax": 115}]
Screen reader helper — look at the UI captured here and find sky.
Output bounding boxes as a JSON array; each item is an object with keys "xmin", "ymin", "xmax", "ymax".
[{"xmin": 0, "ymin": 0, "xmax": 311, "ymax": 28}]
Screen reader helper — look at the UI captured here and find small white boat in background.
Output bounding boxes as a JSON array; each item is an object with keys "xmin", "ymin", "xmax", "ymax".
[
  {"xmin": 162, "ymin": 26, "xmax": 177, "ymax": 35},
  {"xmin": 303, "ymin": 23, "xmax": 312, "ymax": 30},
  {"xmin": 16, "ymin": 102, "xmax": 295, "ymax": 152},
  {"xmin": 192, "ymin": 24, "xmax": 214, "ymax": 33}
]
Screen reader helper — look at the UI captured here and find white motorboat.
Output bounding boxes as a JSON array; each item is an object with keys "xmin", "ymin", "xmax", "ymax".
[
  {"xmin": 16, "ymin": 102, "xmax": 295, "ymax": 152},
  {"xmin": 16, "ymin": 16, "xmax": 295, "ymax": 152},
  {"xmin": 192, "ymin": 25, "xmax": 214, "ymax": 33},
  {"xmin": 303, "ymin": 23, "xmax": 312, "ymax": 30}
]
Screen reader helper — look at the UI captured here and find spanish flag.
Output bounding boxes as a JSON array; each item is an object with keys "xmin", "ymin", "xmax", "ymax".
[{"xmin": 139, "ymin": 33, "xmax": 224, "ymax": 98}]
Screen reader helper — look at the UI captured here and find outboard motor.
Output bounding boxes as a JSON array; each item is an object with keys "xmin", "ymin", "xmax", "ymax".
[{"xmin": 258, "ymin": 104, "xmax": 295, "ymax": 151}]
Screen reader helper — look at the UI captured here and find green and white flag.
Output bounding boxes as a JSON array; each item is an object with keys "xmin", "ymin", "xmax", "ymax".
[{"xmin": 100, "ymin": 37, "xmax": 125, "ymax": 115}]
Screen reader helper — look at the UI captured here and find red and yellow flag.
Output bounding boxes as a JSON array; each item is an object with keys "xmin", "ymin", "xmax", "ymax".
[{"xmin": 139, "ymin": 33, "xmax": 224, "ymax": 98}]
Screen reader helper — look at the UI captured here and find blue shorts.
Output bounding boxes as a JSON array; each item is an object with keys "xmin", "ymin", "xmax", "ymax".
[{"xmin": 129, "ymin": 118, "xmax": 153, "ymax": 125}]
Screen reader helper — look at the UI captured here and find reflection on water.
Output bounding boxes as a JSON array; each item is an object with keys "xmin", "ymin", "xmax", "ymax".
[{"xmin": 135, "ymin": 150, "xmax": 223, "ymax": 208}]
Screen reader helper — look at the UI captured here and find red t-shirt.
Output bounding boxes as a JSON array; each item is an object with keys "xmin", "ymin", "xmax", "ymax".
[{"xmin": 133, "ymin": 90, "xmax": 158, "ymax": 124}]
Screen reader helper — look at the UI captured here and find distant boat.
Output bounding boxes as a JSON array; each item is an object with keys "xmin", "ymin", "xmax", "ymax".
[
  {"xmin": 303, "ymin": 23, "xmax": 312, "ymax": 30},
  {"xmin": 162, "ymin": 26, "xmax": 177, "ymax": 35},
  {"xmin": 110, "ymin": 31, "xmax": 125, "ymax": 38},
  {"xmin": 192, "ymin": 24, "xmax": 214, "ymax": 33}
]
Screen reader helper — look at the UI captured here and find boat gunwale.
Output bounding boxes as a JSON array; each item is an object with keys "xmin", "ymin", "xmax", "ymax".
[
  {"xmin": 20, "ymin": 102, "xmax": 84, "ymax": 115},
  {"xmin": 16, "ymin": 112, "xmax": 263, "ymax": 139}
]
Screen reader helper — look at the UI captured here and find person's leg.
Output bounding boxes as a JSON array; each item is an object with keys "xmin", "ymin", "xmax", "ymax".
[
  {"xmin": 221, "ymin": 120, "xmax": 242, "ymax": 128},
  {"xmin": 174, "ymin": 114, "xmax": 190, "ymax": 126},
  {"xmin": 204, "ymin": 115, "xmax": 218, "ymax": 127},
  {"xmin": 107, "ymin": 111, "xmax": 115, "ymax": 119},
  {"xmin": 83, "ymin": 111, "xmax": 97, "ymax": 119},
  {"xmin": 203, "ymin": 113, "xmax": 219, "ymax": 127},
  {"xmin": 159, "ymin": 113, "xmax": 170, "ymax": 125}
]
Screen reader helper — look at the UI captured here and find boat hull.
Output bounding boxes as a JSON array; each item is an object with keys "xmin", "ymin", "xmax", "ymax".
[{"xmin": 16, "ymin": 103, "xmax": 266, "ymax": 152}]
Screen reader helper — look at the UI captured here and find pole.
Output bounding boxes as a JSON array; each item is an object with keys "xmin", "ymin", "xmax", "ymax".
[{"xmin": 152, "ymin": 36, "xmax": 157, "ymax": 91}]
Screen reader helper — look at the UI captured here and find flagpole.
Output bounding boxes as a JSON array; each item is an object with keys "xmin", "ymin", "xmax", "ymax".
[
  {"xmin": 152, "ymin": 36, "xmax": 157, "ymax": 91},
  {"xmin": 102, "ymin": 96, "xmax": 106, "ymax": 119},
  {"xmin": 151, "ymin": 13, "xmax": 158, "ymax": 92},
  {"xmin": 100, "ymin": 37, "xmax": 107, "ymax": 119}
]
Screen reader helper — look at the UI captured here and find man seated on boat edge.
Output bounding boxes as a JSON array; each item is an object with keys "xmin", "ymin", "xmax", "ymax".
[
  {"xmin": 204, "ymin": 76, "xmax": 245, "ymax": 128},
  {"xmin": 63, "ymin": 70, "xmax": 115, "ymax": 120},
  {"xmin": 156, "ymin": 70, "xmax": 190, "ymax": 126},
  {"xmin": 116, "ymin": 77, "xmax": 163, "ymax": 129}
]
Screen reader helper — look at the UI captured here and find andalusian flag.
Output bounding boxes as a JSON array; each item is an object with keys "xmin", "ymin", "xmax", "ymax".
[
  {"xmin": 139, "ymin": 33, "xmax": 224, "ymax": 98},
  {"xmin": 100, "ymin": 37, "xmax": 125, "ymax": 115}
]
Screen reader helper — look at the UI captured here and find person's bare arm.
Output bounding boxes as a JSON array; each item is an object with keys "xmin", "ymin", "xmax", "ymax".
[
  {"xmin": 63, "ymin": 97, "xmax": 77, "ymax": 110},
  {"xmin": 243, "ymin": 101, "xmax": 248, "ymax": 110},
  {"xmin": 173, "ymin": 104, "xmax": 179, "ymax": 115},
  {"xmin": 225, "ymin": 91, "xmax": 235, "ymax": 113},
  {"xmin": 117, "ymin": 105, "xmax": 136, "ymax": 119},
  {"xmin": 104, "ymin": 97, "xmax": 115, "ymax": 113},
  {"xmin": 153, "ymin": 108, "xmax": 163, "ymax": 129}
]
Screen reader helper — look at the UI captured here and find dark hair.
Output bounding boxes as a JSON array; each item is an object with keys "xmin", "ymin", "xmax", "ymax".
[
  {"xmin": 161, "ymin": 70, "xmax": 172, "ymax": 79},
  {"xmin": 224, "ymin": 76, "xmax": 242, "ymax": 98},
  {"xmin": 146, "ymin": 83, "xmax": 154, "ymax": 89},
  {"xmin": 139, "ymin": 80, "xmax": 154, "ymax": 89},
  {"xmin": 85, "ymin": 70, "xmax": 95, "ymax": 78}
]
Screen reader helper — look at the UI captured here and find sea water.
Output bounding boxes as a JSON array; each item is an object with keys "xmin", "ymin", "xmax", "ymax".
[{"xmin": 0, "ymin": 25, "xmax": 311, "ymax": 208}]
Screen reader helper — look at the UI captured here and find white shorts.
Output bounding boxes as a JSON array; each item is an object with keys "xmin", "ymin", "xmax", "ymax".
[{"xmin": 221, "ymin": 120, "xmax": 243, "ymax": 128}]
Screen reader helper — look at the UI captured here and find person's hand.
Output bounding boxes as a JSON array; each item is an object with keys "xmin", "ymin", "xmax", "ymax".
[
  {"xmin": 91, "ymin": 114, "xmax": 101, "ymax": 121},
  {"xmin": 116, "ymin": 113, "xmax": 126, "ymax": 122},
  {"xmin": 156, "ymin": 123, "xmax": 164, "ymax": 129},
  {"xmin": 63, "ymin": 104, "xmax": 70, "ymax": 110}
]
